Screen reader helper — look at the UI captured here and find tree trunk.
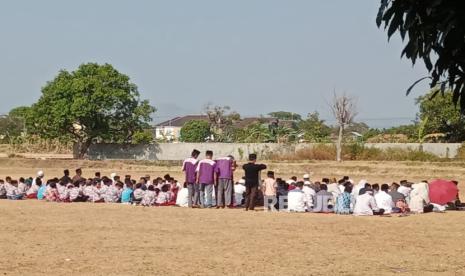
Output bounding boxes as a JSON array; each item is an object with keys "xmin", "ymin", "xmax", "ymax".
[
  {"xmin": 336, "ymin": 124, "xmax": 343, "ymax": 162},
  {"xmin": 75, "ymin": 139, "xmax": 92, "ymax": 159}
]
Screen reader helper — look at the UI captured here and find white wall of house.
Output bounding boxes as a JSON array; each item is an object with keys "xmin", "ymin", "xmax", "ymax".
[{"xmin": 155, "ymin": 126, "xmax": 181, "ymax": 141}]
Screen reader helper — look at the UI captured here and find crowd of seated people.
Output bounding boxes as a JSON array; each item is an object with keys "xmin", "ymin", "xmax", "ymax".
[{"xmin": 0, "ymin": 167, "xmax": 463, "ymax": 217}]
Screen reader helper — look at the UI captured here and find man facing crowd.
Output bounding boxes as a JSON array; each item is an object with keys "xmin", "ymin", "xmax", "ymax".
[{"xmin": 243, "ymin": 154, "xmax": 266, "ymax": 211}]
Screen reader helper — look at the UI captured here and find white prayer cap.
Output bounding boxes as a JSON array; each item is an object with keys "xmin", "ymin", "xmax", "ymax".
[
  {"xmin": 303, "ymin": 174, "xmax": 310, "ymax": 179},
  {"xmin": 286, "ymin": 179, "xmax": 295, "ymax": 185},
  {"xmin": 37, "ymin": 170, "xmax": 44, "ymax": 177}
]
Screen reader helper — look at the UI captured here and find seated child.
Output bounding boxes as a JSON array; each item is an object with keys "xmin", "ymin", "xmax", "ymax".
[
  {"xmin": 0, "ymin": 180, "xmax": 7, "ymax": 199},
  {"xmin": 27, "ymin": 178, "xmax": 42, "ymax": 199},
  {"xmin": 132, "ymin": 183, "xmax": 145, "ymax": 205},
  {"xmin": 105, "ymin": 181, "xmax": 123, "ymax": 203},
  {"xmin": 45, "ymin": 182, "xmax": 59, "ymax": 202},
  {"xmin": 156, "ymin": 184, "xmax": 171, "ymax": 206},
  {"xmin": 141, "ymin": 185, "xmax": 157, "ymax": 206},
  {"xmin": 83, "ymin": 182, "xmax": 94, "ymax": 201},
  {"xmin": 121, "ymin": 182, "xmax": 134, "ymax": 204},
  {"xmin": 69, "ymin": 182, "xmax": 86, "ymax": 202},
  {"xmin": 169, "ymin": 178, "xmax": 179, "ymax": 203},
  {"xmin": 7, "ymin": 180, "xmax": 23, "ymax": 200},
  {"xmin": 17, "ymin": 178, "xmax": 29, "ymax": 197},
  {"xmin": 90, "ymin": 181, "xmax": 105, "ymax": 203},
  {"xmin": 37, "ymin": 180, "xmax": 47, "ymax": 200},
  {"xmin": 57, "ymin": 181, "xmax": 68, "ymax": 201},
  {"xmin": 176, "ymin": 183, "xmax": 189, "ymax": 207}
]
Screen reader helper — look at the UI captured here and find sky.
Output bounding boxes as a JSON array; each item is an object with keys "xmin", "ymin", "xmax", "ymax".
[{"xmin": 0, "ymin": 0, "xmax": 430, "ymax": 128}]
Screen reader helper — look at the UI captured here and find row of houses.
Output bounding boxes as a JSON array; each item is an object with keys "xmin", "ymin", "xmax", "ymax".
[{"xmin": 154, "ymin": 115, "xmax": 292, "ymax": 141}]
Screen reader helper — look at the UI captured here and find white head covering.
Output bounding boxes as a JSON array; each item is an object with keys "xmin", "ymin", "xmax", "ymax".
[
  {"xmin": 303, "ymin": 174, "xmax": 310, "ymax": 179},
  {"xmin": 37, "ymin": 170, "xmax": 44, "ymax": 177}
]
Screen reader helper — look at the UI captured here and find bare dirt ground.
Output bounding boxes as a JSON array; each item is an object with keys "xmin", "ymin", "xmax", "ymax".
[{"xmin": 1, "ymin": 158, "xmax": 465, "ymax": 275}]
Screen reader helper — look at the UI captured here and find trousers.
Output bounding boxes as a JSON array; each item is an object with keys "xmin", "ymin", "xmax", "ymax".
[
  {"xmin": 217, "ymin": 179, "xmax": 233, "ymax": 207},
  {"xmin": 245, "ymin": 185, "xmax": 258, "ymax": 210},
  {"xmin": 200, "ymin": 183, "xmax": 213, "ymax": 207}
]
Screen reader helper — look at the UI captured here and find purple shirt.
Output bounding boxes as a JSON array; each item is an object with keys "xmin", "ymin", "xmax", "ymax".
[
  {"xmin": 215, "ymin": 157, "xmax": 234, "ymax": 180},
  {"xmin": 182, "ymin": 157, "xmax": 198, "ymax": 184},
  {"xmin": 196, "ymin": 159, "xmax": 216, "ymax": 184}
]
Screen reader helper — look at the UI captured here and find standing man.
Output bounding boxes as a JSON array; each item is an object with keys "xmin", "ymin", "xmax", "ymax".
[
  {"xmin": 215, "ymin": 155, "xmax": 237, "ymax": 209},
  {"xmin": 243, "ymin": 154, "xmax": 267, "ymax": 211},
  {"xmin": 196, "ymin": 150, "xmax": 216, "ymax": 208},
  {"xmin": 183, "ymin": 149, "xmax": 200, "ymax": 208}
]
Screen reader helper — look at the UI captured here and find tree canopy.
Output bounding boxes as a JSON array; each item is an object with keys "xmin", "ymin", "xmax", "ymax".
[
  {"xmin": 268, "ymin": 111, "xmax": 302, "ymax": 121},
  {"xmin": 297, "ymin": 112, "xmax": 331, "ymax": 143},
  {"xmin": 377, "ymin": 0, "xmax": 465, "ymax": 112},
  {"xmin": 29, "ymin": 63, "xmax": 155, "ymax": 157},
  {"xmin": 417, "ymin": 90, "xmax": 465, "ymax": 142},
  {"xmin": 180, "ymin": 120, "xmax": 211, "ymax": 142}
]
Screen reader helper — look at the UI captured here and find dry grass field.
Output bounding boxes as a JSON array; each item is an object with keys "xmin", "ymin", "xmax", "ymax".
[{"xmin": 1, "ymin": 158, "xmax": 465, "ymax": 275}]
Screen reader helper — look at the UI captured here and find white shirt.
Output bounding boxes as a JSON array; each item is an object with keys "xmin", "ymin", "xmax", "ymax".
[
  {"xmin": 0, "ymin": 183, "xmax": 6, "ymax": 196},
  {"xmin": 353, "ymin": 193, "xmax": 379, "ymax": 216},
  {"xmin": 18, "ymin": 182, "xmax": 28, "ymax": 195},
  {"xmin": 327, "ymin": 183, "xmax": 341, "ymax": 202},
  {"xmin": 302, "ymin": 186, "xmax": 316, "ymax": 209},
  {"xmin": 133, "ymin": 188, "xmax": 145, "ymax": 200},
  {"xmin": 352, "ymin": 180, "xmax": 367, "ymax": 199},
  {"xmin": 5, "ymin": 183, "xmax": 19, "ymax": 197},
  {"xmin": 234, "ymin": 184, "xmax": 246, "ymax": 206},
  {"xmin": 27, "ymin": 183, "xmax": 40, "ymax": 196},
  {"xmin": 397, "ymin": 186, "xmax": 412, "ymax": 198},
  {"xmin": 288, "ymin": 188, "xmax": 306, "ymax": 212},
  {"xmin": 176, "ymin": 188, "xmax": 189, "ymax": 207},
  {"xmin": 374, "ymin": 191, "xmax": 394, "ymax": 214}
]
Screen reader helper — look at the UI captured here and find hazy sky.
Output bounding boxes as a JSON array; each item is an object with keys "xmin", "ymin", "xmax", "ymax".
[{"xmin": 0, "ymin": 0, "xmax": 430, "ymax": 127}]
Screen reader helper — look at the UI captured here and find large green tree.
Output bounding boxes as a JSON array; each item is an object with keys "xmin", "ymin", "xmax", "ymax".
[
  {"xmin": 29, "ymin": 63, "xmax": 155, "ymax": 158},
  {"xmin": 180, "ymin": 120, "xmax": 211, "ymax": 142},
  {"xmin": 417, "ymin": 90, "xmax": 465, "ymax": 142},
  {"xmin": 297, "ymin": 112, "xmax": 331, "ymax": 142},
  {"xmin": 377, "ymin": 0, "xmax": 465, "ymax": 112}
]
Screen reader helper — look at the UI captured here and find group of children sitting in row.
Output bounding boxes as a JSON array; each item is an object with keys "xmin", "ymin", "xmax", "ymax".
[{"xmin": 0, "ymin": 169, "xmax": 186, "ymax": 206}]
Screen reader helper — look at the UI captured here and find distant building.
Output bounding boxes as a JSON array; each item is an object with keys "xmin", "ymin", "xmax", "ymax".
[{"xmin": 154, "ymin": 115, "xmax": 209, "ymax": 141}]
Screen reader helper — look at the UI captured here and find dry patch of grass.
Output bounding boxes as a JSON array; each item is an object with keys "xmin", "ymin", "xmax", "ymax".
[{"xmin": 1, "ymin": 200, "xmax": 465, "ymax": 275}]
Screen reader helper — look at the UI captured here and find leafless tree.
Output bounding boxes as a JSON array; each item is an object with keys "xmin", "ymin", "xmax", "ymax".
[
  {"xmin": 330, "ymin": 92, "xmax": 357, "ymax": 162},
  {"xmin": 203, "ymin": 104, "xmax": 240, "ymax": 141}
]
